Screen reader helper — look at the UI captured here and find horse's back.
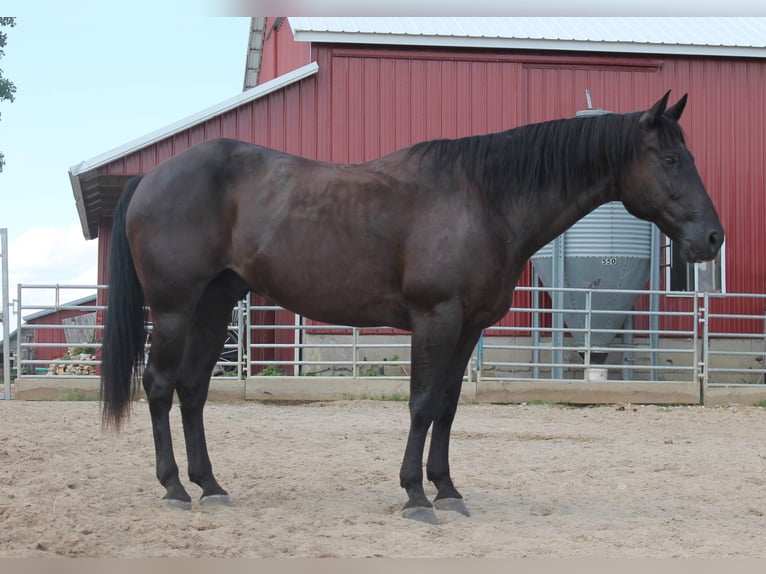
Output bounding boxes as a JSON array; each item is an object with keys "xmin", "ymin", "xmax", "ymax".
[{"xmin": 123, "ymin": 138, "xmax": 508, "ymax": 327}]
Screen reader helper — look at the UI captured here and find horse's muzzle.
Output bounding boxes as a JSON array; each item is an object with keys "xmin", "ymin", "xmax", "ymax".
[{"xmin": 681, "ymin": 226, "xmax": 724, "ymax": 263}]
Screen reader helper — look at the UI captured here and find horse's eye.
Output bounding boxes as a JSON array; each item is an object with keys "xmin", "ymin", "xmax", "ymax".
[{"xmin": 662, "ymin": 154, "xmax": 678, "ymax": 167}]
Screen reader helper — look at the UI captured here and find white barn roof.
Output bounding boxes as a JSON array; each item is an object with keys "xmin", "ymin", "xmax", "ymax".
[{"xmin": 288, "ymin": 17, "xmax": 766, "ymax": 59}]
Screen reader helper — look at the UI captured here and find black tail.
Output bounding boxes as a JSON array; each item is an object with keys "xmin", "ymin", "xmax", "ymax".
[{"xmin": 101, "ymin": 175, "xmax": 146, "ymax": 430}]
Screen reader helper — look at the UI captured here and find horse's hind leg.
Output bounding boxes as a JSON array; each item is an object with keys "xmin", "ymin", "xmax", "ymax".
[
  {"xmin": 143, "ymin": 310, "xmax": 195, "ymax": 509},
  {"xmin": 175, "ymin": 270, "xmax": 248, "ymax": 506}
]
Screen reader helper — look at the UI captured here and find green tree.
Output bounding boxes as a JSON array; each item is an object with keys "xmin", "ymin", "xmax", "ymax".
[{"xmin": 0, "ymin": 17, "xmax": 17, "ymax": 173}]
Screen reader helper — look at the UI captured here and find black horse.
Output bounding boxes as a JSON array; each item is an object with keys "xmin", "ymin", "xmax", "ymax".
[{"xmin": 101, "ymin": 92, "xmax": 723, "ymax": 523}]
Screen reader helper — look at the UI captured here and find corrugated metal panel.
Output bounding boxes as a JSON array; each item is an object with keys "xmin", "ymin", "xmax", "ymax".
[
  {"xmin": 656, "ymin": 57, "xmax": 766, "ymax": 333},
  {"xmin": 257, "ymin": 17, "xmax": 313, "ymax": 85},
  {"xmin": 534, "ymin": 203, "xmax": 652, "ymax": 258},
  {"xmin": 327, "ymin": 52, "xmax": 523, "ymax": 163},
  {"xmin": 289, "ymin": 17, "xmax": 766, "ymax": 58}
]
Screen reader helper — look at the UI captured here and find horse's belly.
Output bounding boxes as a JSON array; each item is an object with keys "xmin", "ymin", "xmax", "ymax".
[{"xmin": 240, "ymin": 265, "xmax": 410, "ymax": 330}]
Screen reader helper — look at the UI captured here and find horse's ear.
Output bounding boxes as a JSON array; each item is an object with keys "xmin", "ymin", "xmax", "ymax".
[
  {"xmin": 665, "ymin": 93, "xmax": 688, "ymax": 123},
  {"xmin": 639, "ymin": 90, "xmax": 671, "ymax": 129}
]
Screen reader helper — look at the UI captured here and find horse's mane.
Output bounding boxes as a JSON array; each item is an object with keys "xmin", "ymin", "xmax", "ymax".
[{"xmin": 409, "ymin": 111, "xmax": 686, "ymax": 207}]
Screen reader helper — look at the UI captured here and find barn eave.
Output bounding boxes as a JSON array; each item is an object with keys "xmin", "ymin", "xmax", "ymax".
[{"xmin": 68, "ymin": 61, "xmax": 320, "ymax": 240}]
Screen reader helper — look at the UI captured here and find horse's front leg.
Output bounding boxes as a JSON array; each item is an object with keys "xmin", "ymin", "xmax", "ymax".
[
  {"xmin": 399, "ymin": 301, "xmax": 462, "ymax": 523},
  {"xmin": 426, "ymin": 329, "xmax": 482, "ymax": 517}
]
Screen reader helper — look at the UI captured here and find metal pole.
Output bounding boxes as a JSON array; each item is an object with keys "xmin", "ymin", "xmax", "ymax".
[
  {"xmin": 475, "ymin": 332, "xmax": 484, "ymax": 383},
  {"xmin": 699, "ymin": 292, "xmax": 709, "ymax": 405},
  {"xmin": 245, "ymin": 293, "xmax": 252, "ymax": 388},
  {"xmin": 16, "ymin": 283, "xmax": 21, "ymax": 379},
  {"xmin": 294, "ymin": 313, "xmax": 302, "ymax": 376},
  {"xmin": 551, "ymin": 235, "xmax": 565, "ymax": 380},
  {"xmin": 531, "ymin": 271, "xmax": 541, "ymax": 379},
  {"xmin": 237, "ymin": 299, "xmax": 245, "ymax": 380},
  {"xmin": 352, "ymin": 327, "xmax": 358, "ymax": 378},
  {"xmin": 649, "ymin": 225, "xmax": 661, "ymax": 381},
  {"xmin": 583, "ymin": 290, "xmax": 592, "ymax": 380},
  {"xmin": 622, "ymin": 314, "xmax": 634, "ymax": 381},
  {"xmin": 1, "ymin": 229, "xmax": 10, "ymax": 399}
]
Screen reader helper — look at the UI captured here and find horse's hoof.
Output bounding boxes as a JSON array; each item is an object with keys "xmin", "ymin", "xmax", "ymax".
[
  {"xmin": 434, "ymin": 497, "xmax": 470, "ymax": 517},
  {"xmin": 200, "ymin": 494, "xmax": 232, "ymax": 507},
  {"xmin": 162, "ymin": 498, "xmax": 192, "ymax": 511},
  {"xmin": 401, "ymin": 506, "xmax": 439, "ymax": 525}
]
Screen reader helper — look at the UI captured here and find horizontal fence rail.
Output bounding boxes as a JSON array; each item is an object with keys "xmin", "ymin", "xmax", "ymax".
[
  {"xmin": 8, "ymin": 284, "xmax": 766, "ymax": 403},
  {"xmin": 479, "ymin": 287, "xmax": 701, "ymax": 385}
]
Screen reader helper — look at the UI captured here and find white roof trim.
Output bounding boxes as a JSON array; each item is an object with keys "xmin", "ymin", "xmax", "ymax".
[
  {"xmin": 291, "ymin": 30, "xmax": 766, "ymax": 59},
  {"xmin": 69, "ymin": 61, "xmax": 319, "ymax": 177},
  {"xmin": 289, "ymin": 17, "xmax": 766, "ymax": 59}
]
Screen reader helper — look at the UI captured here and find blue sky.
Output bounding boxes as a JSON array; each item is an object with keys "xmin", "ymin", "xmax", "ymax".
[{"xmin": 0, "ymin": 8, "xmax": 251, "ymax": 325}]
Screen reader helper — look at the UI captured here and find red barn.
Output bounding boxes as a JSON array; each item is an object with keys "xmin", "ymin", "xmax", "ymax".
[
  {"xmin": 18, "ymin": 295, "xmax": 97, "ymax": 371},
  {"xmin": 68, "ymin": 17, "xmax": 766, "ymax": 390}
]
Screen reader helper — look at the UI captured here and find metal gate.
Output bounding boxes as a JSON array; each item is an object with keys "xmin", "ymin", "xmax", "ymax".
[{"xmin": 10, "ymin": 282, "xmax": 766, "ymax": 403}]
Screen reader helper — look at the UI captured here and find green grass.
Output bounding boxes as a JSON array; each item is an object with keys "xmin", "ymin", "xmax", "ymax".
[
  {"xmin": 380, "ymin": 392, "xmax": 408, "ymax": 402},
  {"xmin": 60, "ymin": 390, "xmax": 99, "ymax": 401},
  {"xmin": 753, "ymin": 400, "xmax": 766, "ymax": 408},
  {"xmin": 257, "ymin": 365, "xmax": 287, "ymax": 376}
]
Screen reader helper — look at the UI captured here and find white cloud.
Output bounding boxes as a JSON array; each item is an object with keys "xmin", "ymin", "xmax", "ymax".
[
  {"xmin": 3, "ymin": 224, "xmax": 99, "ymax": 332},
  {"xmin": 9, "ymin": 225, "xmax": 97, "ymax": 283}
]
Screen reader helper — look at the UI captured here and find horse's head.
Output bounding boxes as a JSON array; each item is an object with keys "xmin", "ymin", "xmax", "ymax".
[{"xmin": 620, "ymin": 92, "xmax": 724, "ymax": 263}]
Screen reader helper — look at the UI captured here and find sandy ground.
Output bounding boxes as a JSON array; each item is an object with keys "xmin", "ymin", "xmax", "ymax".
[{"xmin": 1, "ymin": 399, "xmax": 766, "ymax": 558}]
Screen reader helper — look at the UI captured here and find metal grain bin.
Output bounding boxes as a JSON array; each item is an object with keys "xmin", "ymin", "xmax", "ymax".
[{"xmin": 531, "ymin": 202, "xmax": 652, "ymax": 356}]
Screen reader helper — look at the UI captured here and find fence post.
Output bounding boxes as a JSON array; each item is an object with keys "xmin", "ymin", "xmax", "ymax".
[
  {"xmin": 531, "ymin": 282, "xmax": 540, "ymax": 379},
  {"xmin": 245, "ymin": 292, "xmax": 252, "ymax": 382},
  {"xmin": 352, "ymin": 327, "xmax": 359, "ymax": 378},
  {"xmin": 16, "ymin": 283, "xmax": 21, "ymax": 379},
  {"xmin": 698, "ymin": 292, "xmax": 709, "ymax": 405},
  {"xmin": 237, "ymin": 298, "xmax": 245, "ymax": 380},
  {"xmin": 1, "ymin": 228, "xmax": 10, "ymax": 399},
  {"xmin": 294, "ymin": 313, "xmax": 302, "ymax": 376},
  {"xmin": 475, "ymin": 332, "xmax": 484, "ymax": 383},
  {"xmin": 583, "ymin": 290, "xmax": 592, "ymax": 379}
]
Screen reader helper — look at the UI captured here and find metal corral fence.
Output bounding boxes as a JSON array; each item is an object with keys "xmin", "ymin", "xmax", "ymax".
[
  {"xmin": 477, "ymin": 287, "xmax": 701, "ymax": 384},
  {"xmin": 9, "ymin": 284, "xmax": 766, "ymax": 402}
]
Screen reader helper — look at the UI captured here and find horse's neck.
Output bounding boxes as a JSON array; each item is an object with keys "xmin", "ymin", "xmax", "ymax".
[{"xmin": 509, "ymin": 179, "xmax": 614, "ymax": 259}]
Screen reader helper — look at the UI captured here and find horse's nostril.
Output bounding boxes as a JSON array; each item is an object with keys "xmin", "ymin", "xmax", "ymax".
[{"xmin": 709, "ymin": 231, "xmax": 721, "ymax": 247}]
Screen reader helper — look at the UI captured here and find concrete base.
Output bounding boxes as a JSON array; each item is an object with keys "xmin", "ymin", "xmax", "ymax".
[
  {"xmin": 13, "ymin": 377, "xmax": 101, "ymax": 401},
  {"xmin": 246, "ymin": 377, "xmax": 701, "ymax": 405},
  {"xmin": 13, "ymin": 376, "xmax": 246, "ymax": 402},
  {"xmin": 705, "ymin": 385, "xmax": 766, "ymax": 406},
  {"xmin": 11, "ymin": 375, "xmax": 766, "ymax": 406},
  {"xmin": 474, "ymin": 380, "xmax": 700, "ymax": 404},
  {"xmin": 245, "ymin": 376, "xmax": 414, "ymax": 402}
]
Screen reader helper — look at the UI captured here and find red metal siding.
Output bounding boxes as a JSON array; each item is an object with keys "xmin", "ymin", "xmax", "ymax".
[
  {"xmin": 95, "ymin": 43, "xmax": 766, "ymax": 335},
  {"xmin": 249, "ymin": 294, "xmax": 295, "ymax": 375},
  {"xmin": 258, "ymin": 17, "xmax": 312, "ymax": 84},
  {"xmin": 655, "ymin": 58, "xmax": 766, "ymax": 332},
  {"xmin": 325, "ymin": 50, "xmax": 525, "ymax": 164},
  {"xmin": 28, "ymin": 302, "xmax": 97, "ymax": 362}
]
